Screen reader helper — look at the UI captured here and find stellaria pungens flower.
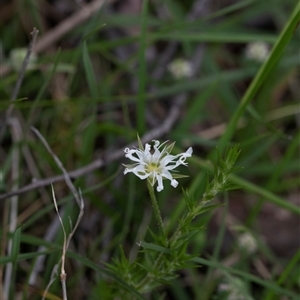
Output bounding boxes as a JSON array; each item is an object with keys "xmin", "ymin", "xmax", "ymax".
[{"xmin": 123, "ymin": 139, "xmax": 193, "ymax": 192}]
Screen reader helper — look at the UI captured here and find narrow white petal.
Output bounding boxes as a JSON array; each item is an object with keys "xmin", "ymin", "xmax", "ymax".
[
  {"xmin": 132, "ymin": 172, "xmax": 149, "ymax": 180},
  {"xmin": 186, "ymin": 147, "xmax": 193, "ymax": 155},
  {"xmin": 164, "ymin": 162, "xmax": 181, "ymax": 171},
  {"xmin": 157, "ymin": 186, "xmax": 163, "ymax": 192},
  {"xmin": 131, "ymin": 165, "xmax": 149, "ymax": 180},
  {"xmin": 152, "ymin": 150, "xmax": 161, "ymax": 163},
  {"xmin": 153, "ymin": 140, "xmax": 160, "ymax": 148},
  {"xmin": 156, "ymin": 174, "xmax": 164, "ymax": 192},
  {"xmin": 161, "ymin": 169, "xmax": 173, "ymax": 181},
  {"xmin": 144, "ymin": 143, "xmax": 151, "ymax": 155},
  {"xmin": 125, "ymin": 151, "xmax": 143, "ymax": 163},
  {"xmin": 160, "ymin": 154, "xmax": 177, "ymax": 165},
  {"xmin": 171, "ymin": 179, "xmax": 178, "ymax": 188}
]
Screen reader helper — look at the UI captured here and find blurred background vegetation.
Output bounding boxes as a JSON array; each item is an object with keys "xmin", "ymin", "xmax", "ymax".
[{"xmin": 0, "ymin": 0, "xmax": 299, "ymax": 299}]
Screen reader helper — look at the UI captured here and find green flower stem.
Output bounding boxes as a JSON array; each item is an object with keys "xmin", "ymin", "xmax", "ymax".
[
  {"xmin": 147, "ymin": 180, "xmax": 166, "ymax": 238},
  {"xmin": 137, "ymin": 196, "xmax": 210, "ymax": 293}
]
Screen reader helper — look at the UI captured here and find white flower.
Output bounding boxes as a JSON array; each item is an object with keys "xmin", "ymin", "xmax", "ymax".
[
  {"xmin": 168, "ymin": 58, "xmax": 193, "ymax": 79},
  {"xmin": 10, "ymin": 48, "xmax": 37, "ymax": 71},
  {"xmin": 238, "ymin": 232, "xmax": 257, "ymax": 254},
  {"xmin": 245, "ymin": 41, "xmax": 270, "ymax": 62},
  {"xmin": 218, "ymin": 277, "xmax": 249, "ymax": 300},
  {"xmin": 123, "ymin": 140, "xmax": 193, "ymax": 192}
]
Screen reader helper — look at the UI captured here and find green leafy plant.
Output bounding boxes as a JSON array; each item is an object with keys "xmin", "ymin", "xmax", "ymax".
[{"xmin": 104, "ymin": 138, "xmax": 241, "ymax": 298}]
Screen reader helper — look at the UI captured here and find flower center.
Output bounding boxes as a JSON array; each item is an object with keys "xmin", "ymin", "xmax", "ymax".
[{"xmin": 146, "ymin": 162, "xmax": 161, "ymax": 174}]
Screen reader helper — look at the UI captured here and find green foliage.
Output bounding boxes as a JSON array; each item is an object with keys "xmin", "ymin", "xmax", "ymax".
[
  {"xmin": 1, "ymin": 0, "xmax": 299, "ymax": 299},
  {"xmin": 203, "ymin": 146, "xmax": 241, "ymax": 201},
  {"xmin": 103, "ymin": 145, "xmax": 241, "ymax": 296}
]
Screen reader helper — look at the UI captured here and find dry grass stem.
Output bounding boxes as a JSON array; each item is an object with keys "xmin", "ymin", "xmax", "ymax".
[
  {"xmin": 31, "ymin": 127, "xmax": 84, "ymax": 300},
  {"xmin": 2, "ymin": 119, "xmax": 21, "ymax": 300},
  {"xmin": 0, "ymin": 28, "xmax": 39, "ymax": 140}
]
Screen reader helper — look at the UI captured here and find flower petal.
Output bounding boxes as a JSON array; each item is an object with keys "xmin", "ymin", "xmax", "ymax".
[
  {"xmin": 171, "ymin": 179, "xmax": 178, "ymax": 188},
  {"xmin": 156, "ymin": 174, "xmax": 164, "ymax": 192}
]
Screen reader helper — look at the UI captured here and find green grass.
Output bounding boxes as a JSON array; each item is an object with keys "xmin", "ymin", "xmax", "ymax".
[{"xmin": 1, "ymin": 0, "xmax": 299, "ymax": 299}]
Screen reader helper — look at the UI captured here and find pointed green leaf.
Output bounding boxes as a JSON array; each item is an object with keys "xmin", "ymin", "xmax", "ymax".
[
  {"xmin": 171, "ymin": 173, "xmax": 189, "ymax": 179},
  {"xmin": 137, "ymin": 133, "xmax": 144, "ymax": 150},
  {"xmin": 11, "ymin": 225, "xmax": 22, "ymax": 263},
  {"xmin": 165, "ymin": 141, "xmax": 176, "ymax": 153},
  {"xmin": 140, "ymin": 242, "xmax": 171, "ymax": 254}
]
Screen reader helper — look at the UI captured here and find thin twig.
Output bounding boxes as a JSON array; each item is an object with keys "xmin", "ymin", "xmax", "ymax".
[
  {"xmin": 51, "ymin": 185, "xmax": 68, "ymax": 300},
  {"xmin": 0, "ymin": 185, "xmax": 9, "ymax": 297},
  {"xmin": 0, "ymin": 28, "xmax": 48, "ymax": 203},
  {"xmin": 29, "ymin": 211, "xmax": 63, "ymax": 286},
  {"xmin": 11, "ymin": 28, "xmax": 39, "ymax": 102},
  {"xmin": 34, "ymin": 0, "xmax": 115, "ymax": 54},
  {"xmin": 42, "ymin": 264, "xmax": 59, "ymax": 300},
  {"xmin": 31, "ymin": 127, "xmax": 82, "ymax": 207},
  {"xmin": 3, "ymin": 118, "xmax": 21, "ymax": 300},
  {"xmin": 32, "ymin": 127, "xmax": 84, "ymax": 300},
  {"xmin": 0, "ymin": 28, "xmax": 39, "ymax": 140}
]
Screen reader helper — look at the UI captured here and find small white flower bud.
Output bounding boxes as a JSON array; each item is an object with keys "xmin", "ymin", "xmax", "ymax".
[
  {"xmin": 245, "ymin": 42, "xmax": 270, "ymax": 62},
  {"xmin": 10, "ymin": 48, "xmax": 37, "ymax": 71},
  {"xmin": 168, "ymin": 58, "xmax": 193, "ymax": 79}
]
